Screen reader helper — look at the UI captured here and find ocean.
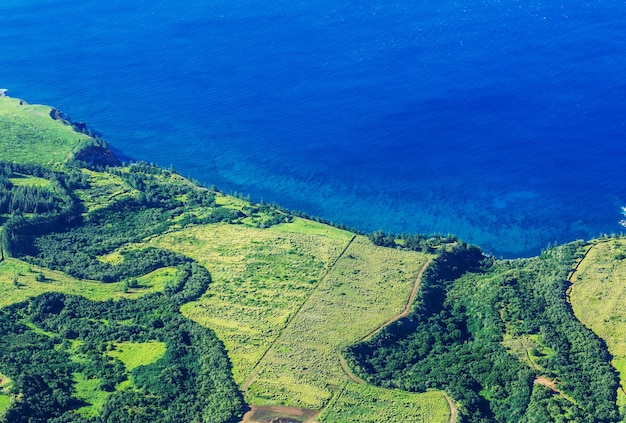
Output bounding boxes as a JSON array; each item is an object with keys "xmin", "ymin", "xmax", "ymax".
[{"xmin": 1, "ymin": 0, "xmax": 625, "ymax": 257}]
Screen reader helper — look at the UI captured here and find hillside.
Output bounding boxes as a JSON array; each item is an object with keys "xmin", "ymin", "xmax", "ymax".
[{"xmin": 0, "ymin": 95, "xmax": 625, "ymax": 423}]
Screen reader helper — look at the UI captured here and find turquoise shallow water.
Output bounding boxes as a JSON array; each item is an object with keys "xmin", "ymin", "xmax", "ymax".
[{"xmin": 1, "ymin": 0, "xmax": 625, "ymax": 257}]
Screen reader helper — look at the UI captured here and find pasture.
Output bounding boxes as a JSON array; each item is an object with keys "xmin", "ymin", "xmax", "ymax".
[
  {"xmin": 107, "ymin": 341, "xmax": 167, "ymax": 371},
  {"xmin": 0, "ymin": 258, "xmax": 175, "ymax": 306},
  {"xmin": 0, "ymin": 96, "xmax": 93, "ymax": 165},
  {"xmin": 243, "ymin": 236, "xmax": 429, "ymax": 408},
  {"xmin": 569, "ymin": 237, "xmax": 626, "ymax": 416},
  {"xmin": 318, "ymin": 383, "xmax": 450, "ymax": 423},
  {"xmin": 151, "ymin": 219, "xmax": 353, "ymax": 384}
]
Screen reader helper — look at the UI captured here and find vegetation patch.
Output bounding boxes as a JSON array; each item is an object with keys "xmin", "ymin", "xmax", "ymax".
[
  {"xmin": 0, "ymin": 373, "xmax": 13, "ymax": 419},
  {"xmin": 8, "ymin": 174, "xmax": 52, "ymax": 188},
  {"xmin": 346, "ymin": 243, "xmax": 618, "ymax": 422},
  {"xmin": 318, "ymin": 383, "xmax": 450, "ymax": 423},
  {"xmin": 569, "ymin": 237, "xmax": 626, "ymax": 417},
  {"xmin": 107, "ymin": 341, "xmax": 167, "ymax": 372},
  {"xmin": 153, "ymin": 221, "xmax": 353, "ymax": 385},
  {"xmin": 73, "ymin": 169, "xmax": 138, "ymax": 213},
  {"xmin": 0, "ymin": 263, "xmax": 243, "ymax": 423},
  {"xmin": 73, "ymin": 373, "xmax": 109, "ymax": 418},
  {"xmin": 245, "ymin": 236, "xmax": 429, "ymax": 408},
  {"xmin": 0, "ymin": 258, "xmax": 173, "ymax": 306},
  {"xmin": 0, "ymin": 96, "xmax": 94, "ymax": 165}
]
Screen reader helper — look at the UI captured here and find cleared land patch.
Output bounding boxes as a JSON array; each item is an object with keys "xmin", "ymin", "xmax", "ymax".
[
  {"xmin": 8, "ymin": 174, "xmax": 52, "ymax": 188},
  {"xmin": 151, "ymin": 219, "xmax": 354, "ymax": 384},
  {"xmin": 569, "ymin": 238, "xmax": 626, "ymax": 416},
  {"xmin": 318, "ymin": 383, "xmax": 450, "ymax": 423},
  {"xmin": 73, "ymin": 373, "xmax": 109, "ymax": 418},
  {"xmin": 244, "ymin": 236, "xmax": 430, "ymax": 408},
  {"xmin": 74, "ymin": 169, "xmax": 139, "ymax": 213}
]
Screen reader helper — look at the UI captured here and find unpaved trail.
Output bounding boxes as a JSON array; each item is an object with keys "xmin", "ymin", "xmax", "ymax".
[
  {"xmin": 444, "ymin": 394, "xmax": 458, "ymax": 423},
  {"xmin": 337, "ymin": 351, "xmax": 365, "ymax": 385},
  {"xmin": 335, "ymin": 257, "xmax": 462, "ymax": 423},
  {"xmin": 534, "ymin": 376, "xmax": 559, "ymax": 392}
]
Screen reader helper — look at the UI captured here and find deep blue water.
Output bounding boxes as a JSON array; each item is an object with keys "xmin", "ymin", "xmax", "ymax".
[{"xmin": 1, "ymin": 0, "xmax": 626, "ymax": 257}]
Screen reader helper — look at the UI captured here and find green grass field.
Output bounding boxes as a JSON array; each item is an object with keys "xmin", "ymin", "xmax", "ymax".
[
  {"xmin": 151, "ymin": 219, "xmax": 354, "ymax": 384},
  {"xmin": 0, "ymin": 373, "xmax": 12, "ymax": 419},
  {"xmin": 0, "ymin": 96, "xmax": 93, "ymax": 165},
  {"xmin": 0, "ymin": 258, "xmax": 176, "ymax": 306},
  {"xmin": 318, "ymin": 383, "xmax": 450, "ymax": 423},
  {"xmin": 244, "ymin": 236, "xmax": 429, "ymax": 408},
  {"xmin": 107, "ymin": 341, "xmax": 167, "ymax": 371},
  {"xmin": 74, "ymin": 169, "xmax": 139, "ymax": 213},
  {"xmin": 569, "ymin": 238, "xmax": 626, "ymax": 418},
  {"xmin": 8, "ymin": 173, "xmax": 52, "ymax": 188},
  {"xmin": 73, "ymin": 373, "xmax": 109, "ymax": 418}
]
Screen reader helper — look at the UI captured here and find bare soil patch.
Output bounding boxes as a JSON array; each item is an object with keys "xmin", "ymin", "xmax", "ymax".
[{"xmin": 239, "ymin": 405, "xmax": 320, "ymax": 423}]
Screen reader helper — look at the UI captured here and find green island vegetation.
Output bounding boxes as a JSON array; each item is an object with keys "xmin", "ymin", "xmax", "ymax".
[
  {"xmin": 1, "ymin": 93, "xmax": 626, "ymax": 422},
  {"xmin": 569, "ymin": 238, "xmax": 626, "ymax": 419}
]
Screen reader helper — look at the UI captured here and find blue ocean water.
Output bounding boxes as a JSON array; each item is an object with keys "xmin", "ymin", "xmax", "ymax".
[{"xmin": 1, "ymin": 0, "xmax": 625, "ymax": 257}]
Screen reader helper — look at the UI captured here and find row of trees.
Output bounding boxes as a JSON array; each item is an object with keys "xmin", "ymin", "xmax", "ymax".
[{"xmin": 345, "ymin": 243, "xmax": 619, "ymax": 422}]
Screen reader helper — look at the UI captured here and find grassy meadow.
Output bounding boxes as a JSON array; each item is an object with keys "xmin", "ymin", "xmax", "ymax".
[
  {"xmin": 151, "ymin": 218, "xmax": 439, "ymax": 414},
  {"xmin": 107, "ymin": 341, "xmax": 167, "ymax": 371},
  {"xmin": 151, "ymin": 218, "xmax": 354, "ymax": 384},
  {"xmin": 569, "ymin": 237, "xmax": 626, "ymax": 417},
  {"xmin": 0, "ymin": 374, "xmax": 12, "ymax": 420},
  {"xmin": 243, "ymin": 236, "xmax": 429, "ymax": 408},
  {"xmin": 0, "ymin": 96, "xmax": 93, "ymax": 165},
  {"xmin": 318, "ymin": 383, "xmax": 450, "ymax": 423},
  {"xmin": 0, "ymin": 258, "xmax": 176, "ymax": 306}
]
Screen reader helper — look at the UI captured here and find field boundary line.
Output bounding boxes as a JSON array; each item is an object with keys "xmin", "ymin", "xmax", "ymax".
[{"xmin": 242, "ymin": 234, "xmax": 357, "ymax": 391}]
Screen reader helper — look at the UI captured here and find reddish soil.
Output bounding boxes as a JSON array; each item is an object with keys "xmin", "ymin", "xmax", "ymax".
[
  {"xmin": 534, "ymin": 376, "xmax": 559, "ymax": 393},
  {"xmin": 239, "ymin": 405, "xmax": 320, "ymax": 423}
]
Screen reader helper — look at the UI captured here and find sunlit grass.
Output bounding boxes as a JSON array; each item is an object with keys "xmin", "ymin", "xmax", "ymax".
[
  {"xmin": 245, "ymin": 236, "xmax": 429, "ymax": 408},
  {"xmin": 319, "ymin": 383, "xmax": 450, "ymax": 423},
  {"xmin": 152, "ymin": 222, "xmax": 353, "ymax": 385},
  {"xmin": 0, "ymin": 96, "xmax": 93, "ymax": 165},
  {"xmin": 0, "ymin": 258, "xmax": 175, "ymax": 306},
  {"xmin": 107, "ymin": 341, "xmax": 167, "ymax": 372},
  {"xmin": 569, "ymin": 237, "xmax": 626, "ymax": 418}
]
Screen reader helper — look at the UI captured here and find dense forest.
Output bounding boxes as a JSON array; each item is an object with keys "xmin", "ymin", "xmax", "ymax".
[{"xmin": 345, "ymin": 244, "xmax": 619, "ymax": 422}]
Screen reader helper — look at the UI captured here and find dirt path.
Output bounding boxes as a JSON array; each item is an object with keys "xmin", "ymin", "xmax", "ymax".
[
  {"xmin": 337, "ymin": 352, "xmax": 365, "ymax": 385},
  {"xmin": 241, "ymin": 235, "xmax": 356, "ymax": 391},
  {"xmin": 444, "ymin": 394, "xmax": 458, "ymax": 423},
  {"xmin": 334, "ymin": 257, "xmax": 462, "ymax": 422},
  {"xmin": 534, "ymin": 376, "xmax": 559, "ymax": 392}
]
